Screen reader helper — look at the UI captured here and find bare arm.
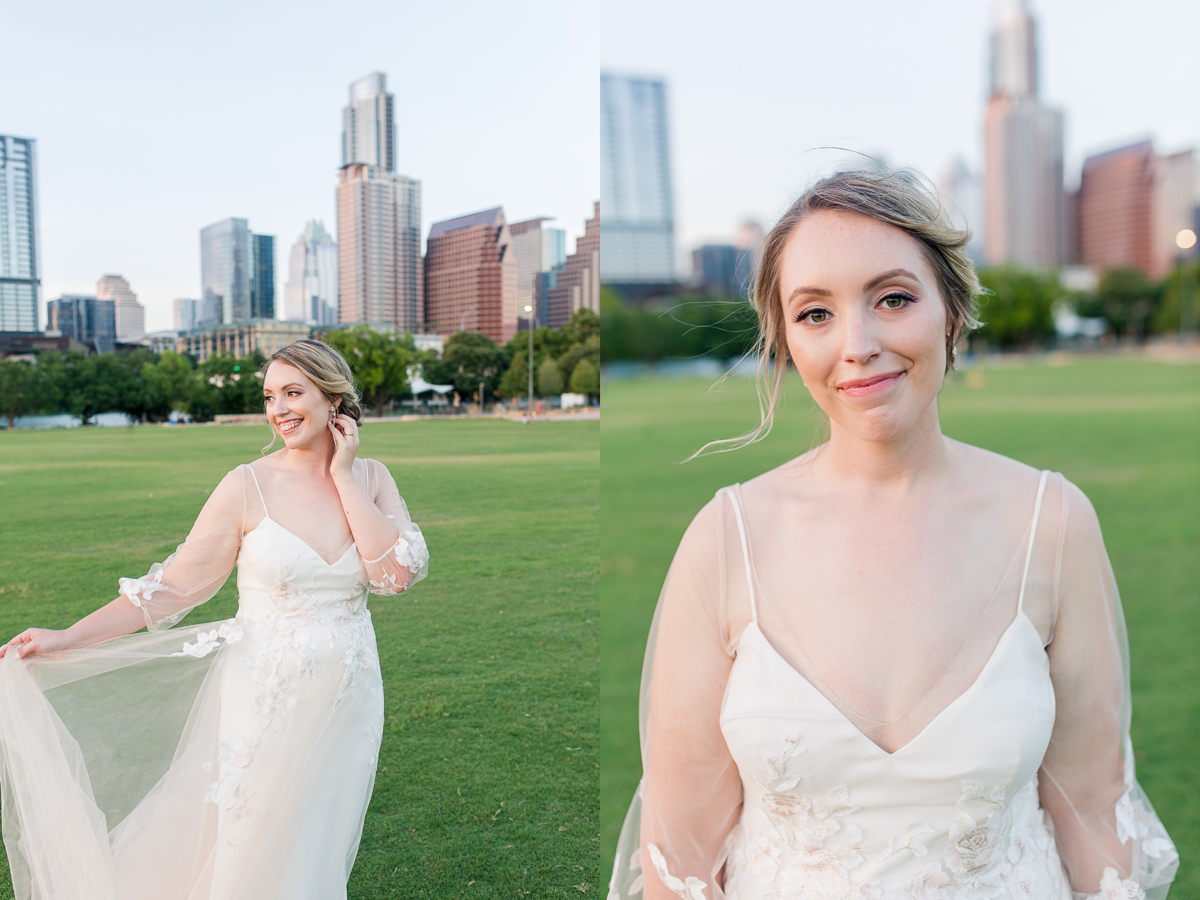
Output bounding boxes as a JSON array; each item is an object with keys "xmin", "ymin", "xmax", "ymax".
[{"xmin": 0, "ymin": 595, "xmax": 147, "ymax": 659}]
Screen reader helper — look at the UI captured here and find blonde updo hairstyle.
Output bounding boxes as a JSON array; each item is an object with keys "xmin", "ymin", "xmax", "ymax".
[
  {"xmin": 261, "ymin": 340, "xmax": 364, "ymax": 448},
  {"xmin": 700, "ymin": 169, "xmax": 983, "ymax": 457}
]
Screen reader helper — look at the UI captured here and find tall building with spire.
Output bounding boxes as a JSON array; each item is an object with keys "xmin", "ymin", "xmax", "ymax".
[
  {"xmin": 284, "ymin": 221, "xmax": 338, "ymax": 325},
  {"xmin": 983, "ymin": 0, "xmax": 1065, "ymax": 267},
  {"xmin": 0, "ymin": 134, "xmax": 40, "ymax": 332},
  {"xmin": 336, "ymin": 72, "xmax": 423, "ymax": 331}
]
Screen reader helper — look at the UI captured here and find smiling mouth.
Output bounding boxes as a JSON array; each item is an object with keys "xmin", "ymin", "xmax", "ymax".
[
  {"xmin": 279, "ymin": 419, "xmax": 302, "ymax": 434},
  {"xmin": 838, "ymin": 372, "xmax": 903, "ymax": 396}
]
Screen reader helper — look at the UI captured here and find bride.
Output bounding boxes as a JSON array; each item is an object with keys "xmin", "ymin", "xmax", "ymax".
[
  {"xmin": 608, "ymin": 172, "xmax": 1177, "ymax": 900},
  {"xmin": 0, "ymin": 339, "xmax": 429, "ymax": 899}
]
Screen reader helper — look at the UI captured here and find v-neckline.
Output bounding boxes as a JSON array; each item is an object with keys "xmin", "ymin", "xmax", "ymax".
[
  {"xmin": 252, "ymin": 515, "xmax": 357, "ymax": 568},
  {"xmin": 729, "ymin": 612, "xmax": 1037, "ymax": 757}
]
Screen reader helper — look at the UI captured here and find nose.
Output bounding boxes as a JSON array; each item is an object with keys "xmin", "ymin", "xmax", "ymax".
[{"xmin": 840, "ymin": 306, "xmax": 881, "ymax": 365}]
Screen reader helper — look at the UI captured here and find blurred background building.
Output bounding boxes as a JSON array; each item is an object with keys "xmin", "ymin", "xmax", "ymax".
[
  {"xmin": 510, "ymin": 217, "xmax": 567, "ymax": 328},
  {"xmin": 336, "ymin": 73, "xmax": 423, "ymax": 331},
  {"xmin": 600, "ymin": 73, "xmax": 676, "ymax": 289},
  {"xmin": 45, "ymin": 294, "xmax": 115, "ymax": 352},
  {"xmin": 545, "ymin": 201, "xmax": 600, "ymax": 327},
  {"xmin": 983, "ymin": 0, "xmax": 1065, "ymax": 267},
  {"xmin": 284, "ymin": 220, "xmax": 338, "ymax": 325},
  {"xmin": 96, "ymin": 274, "xmax": 144, "ymax": 338},
  {"xmin": 0, "ymin": 134, "xmax": 40, "ymax": 332},
  {"xmin": 173, "ymin": 298, "xmax": 199, "ymax": 332},
  {"xmin": 424, "ymin": 207, "xmax": 517, "ymax": 344}
]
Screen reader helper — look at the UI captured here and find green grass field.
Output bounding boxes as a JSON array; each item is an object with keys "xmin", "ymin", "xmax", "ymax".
[
  {"xmin": 600, "ymin": 357, "xmax": 1199, "ymax": 891},
  {"xmin": 0, "ymin": 417, "xmax": 599, "ymax": 898}
]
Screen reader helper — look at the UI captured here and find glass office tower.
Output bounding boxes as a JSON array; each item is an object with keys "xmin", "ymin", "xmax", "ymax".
[{"xmin": 0, "ymin": 135, "xmax": 41, "ymax": 332}]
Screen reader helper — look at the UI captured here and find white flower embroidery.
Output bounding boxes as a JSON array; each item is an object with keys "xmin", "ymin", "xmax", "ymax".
[
  {"xmin": 202, "ymin": 740, "xmax": 256, "ymax": 805},
  {"xmin": 1093, "ymin": 867, "xmax": 1146, "ymax": 900},
  {"xmin": 170, "ymin": 619, "xmax": 244, "ymax": 658},
  {"xmin": 647, "ymin": 843, "xmax": 707, "ymax": 900}
]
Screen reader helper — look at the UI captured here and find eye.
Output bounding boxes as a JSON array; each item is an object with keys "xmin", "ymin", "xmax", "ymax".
[
  {"xmin": 795, "ymin": 307, "xmax": 831, "ymax": 324},
  {"xmin": 879, "ymin": 291, "xmax": 915, "ymax": 310}
]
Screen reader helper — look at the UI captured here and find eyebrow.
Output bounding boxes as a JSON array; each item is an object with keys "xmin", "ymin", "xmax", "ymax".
[
  {"xmin": 785, "ymin": 268, "xmax": 922, "ymax": 305},
  {"xmin": 263, "ymin": 383, "xmax": 305, "ymax": 394}
]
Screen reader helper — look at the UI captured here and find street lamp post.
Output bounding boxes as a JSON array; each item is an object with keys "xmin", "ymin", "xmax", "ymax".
[
  {"xmin": 524, "ymin": 305, "xmax": 534, "ymax": 423},
  {"xmin": 1177, "ymin": 229, "xmax": 1197, "ymax": 339}
]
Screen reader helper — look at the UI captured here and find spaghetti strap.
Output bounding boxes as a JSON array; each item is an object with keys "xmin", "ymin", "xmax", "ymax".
[
  {"xmin": 1017, "ymin": 470, "xmax": 1049, "ymax": 614},
  {"xmin": 243, "ymin": 463, "xmax": 268, "ymax": 510},
  {"xmin": 724, "ymin": 486, "xmax": 759, "ymax": 624}
]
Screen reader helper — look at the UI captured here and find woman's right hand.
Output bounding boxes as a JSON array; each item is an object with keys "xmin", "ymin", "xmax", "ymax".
[{"xmin": 0, "ymin": 628, "xmax": 75, "ymax": 659}]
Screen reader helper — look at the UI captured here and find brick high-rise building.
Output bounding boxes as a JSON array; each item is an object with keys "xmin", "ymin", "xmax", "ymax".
[
  {"xmin": 545, "ymin": 202, "xmax": 600, "ymax": 328},
  {"xmin": 983, "ymin": 0, "xmax": 1065, "ymax": 267},
  {"xmin": 1077, "ymin": 141, "xmax": 1155, "ymax": 277},
  {"xmin": 336, "ymin": 164, "xmax": 422, "ymax": 329},
  {"xmin": 424, "ymin": 207, "xmax": 518, "ymax": 344},
  {"xmin": 1076, "ymin": 142, "xmax": 1197, "ymax": 279},
  {"xmin": 96, "ymin": 274, "xmax": 145, "ymax": 338}
]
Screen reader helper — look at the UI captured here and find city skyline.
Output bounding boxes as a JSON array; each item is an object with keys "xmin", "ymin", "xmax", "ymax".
[
  {"xmin": 601, "ymin": 0, "xmax": 1199, "ymax": 263},
  {"xmin": 1, "ymin": 0, "xmax": 598, "ymax": 333}
]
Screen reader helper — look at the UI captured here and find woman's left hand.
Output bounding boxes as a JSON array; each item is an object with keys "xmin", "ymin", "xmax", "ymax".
[{"xmin": 328, "ymin": 414, "xmax": 360, "ymax": 477}]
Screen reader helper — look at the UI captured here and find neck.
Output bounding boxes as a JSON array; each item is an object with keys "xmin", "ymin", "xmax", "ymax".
[
  {"xmin": 276, "ymin": 432, "xmax": 337, "ymax": 478},
  {"xmin": 812, "ymin": 399, "xmax": 953, "ymax": 494}
]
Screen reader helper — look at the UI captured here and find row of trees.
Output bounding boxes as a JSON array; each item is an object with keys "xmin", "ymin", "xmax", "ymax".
[
  {"xmin": 600, "ymin": 261, "xmax": 1199, "ymax": 362},
  {"xmin": 0, "ymin": 310, "xmax": 601, "ymax": 428}
]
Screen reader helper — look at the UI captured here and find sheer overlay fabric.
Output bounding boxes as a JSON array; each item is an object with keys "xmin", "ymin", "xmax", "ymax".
[
  {"xmin": 610, "ymin": 465, "xmax": 1176, "ymax": 900},
  {"xmin": 0, "ymin": 458, "xmax": 429, "ymax": 899}
]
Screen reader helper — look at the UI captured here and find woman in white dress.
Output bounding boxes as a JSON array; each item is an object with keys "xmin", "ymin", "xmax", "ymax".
[
  {"xmin": 0, "ymin": 339, "xmax": 429, "ymax": 899},
  {"xmin": 608, "ymin": 172, "xmax": 1177, "ymax": 900}
]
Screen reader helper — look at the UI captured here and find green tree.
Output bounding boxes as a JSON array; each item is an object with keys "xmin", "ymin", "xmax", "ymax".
[
  {"xmin": 497, "ymin": 351, "xmax": 529, "ymax": 400},
  {"xmin": 1078, "ymin": 268, "xmax": 1162, "ymax": 340},
  {"xmin": 324, "ymin": 327, "xmax": 414, "ymax": 417},
  {"xmin": 116, "ymin": 347, "xmax": 172, "ymax": 423},
  {"xmin": 974, "ymin": 268, "xmax": 1059, "ymax": 348},
  {"xmin": 0, "ymin": 358, "xmax": 45, "ymax": 428},
  {"xmin": 62, "ymin": 352, "xmax": 138, "ymax": 425},
  {"xmin": 196, "ymin": 351, "xmax": 267, "ymax": 417},
  {"xmin": 568, "ymin": 358, "xmax": 599, "ymax": 395},
  {"xmin": 556, "ymin": 334, "xmax": 600, "ymax": 387},
  {"xmin": 537, "ymin": 357, "xmax": 563, "ymax": 395},
  {"xmin": 141, "ymin": 350, "xmax": 198, "ymax": 415},
  {"xmin": 422, "ymin": 331, "xmax": 509, "ymax": 402},
  {"xmin": 600, "ymin": 287, "xmax": 759, "ymax": 363},
  {"xmin": 1153, "ymin": 261, "xmax": 1200, "ymax": 335}
]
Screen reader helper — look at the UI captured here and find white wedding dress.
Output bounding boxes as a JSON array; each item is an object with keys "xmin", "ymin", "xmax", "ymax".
[
  {"xmin": 610, "ymin": 468, "xmax": 1177, "ymax": 900},
  {"xmin": 0, "ymin": 458, "xmax": 429, "ymax": 899}
]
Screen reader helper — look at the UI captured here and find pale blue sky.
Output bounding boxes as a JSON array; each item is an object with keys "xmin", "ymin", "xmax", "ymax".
[
  {"xmin": 602, "ymin": 0, "xmax": 1199, "ymax": 259},
  {"xmin": 3, "ymin": 0, "xmax": 598, "ymax": 331}
]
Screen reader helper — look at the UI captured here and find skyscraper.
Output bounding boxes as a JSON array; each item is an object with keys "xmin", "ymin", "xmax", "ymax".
[
  {"xmin": 983, "ymin": 0, "xmax": 1065, "ymax": 267},
  {"xmin": 424, "ymin": 207, "xmax": 518, "ymax": 343},
  {"xmin": 336, "ymin": 164, "xmax": 423, "ymax": 329},
  {"xmin": 251, "ymin": 233, "xmax": 275, "ymax": 319},
  {"xmin": 343, "ymin": 72, "xmax": 394, "ymax": 172},
  {"xmin": 545, "ymin": 202, "xmax": 600, "ymax": 328},
  {"xmin": 600, "ymin": 73, "xmax": 675, "ymax": 284},
  {"xmin": 510, "ymin": 217, "xmax": 554, "ymax": 328},
  {"xmin": 174, "ymin": 298, "xmax": 200, "ymax": 332},
  {"xmin": 200, "ymin": 219, "xmax": 274, "ymax": 325},
  {"xmin": 284, "ymin": 221, "xmax": 338, "ymax": 325},
  {"xmin": 1077, "ymin": 141, "xmax": 1155, "ymax": 277},
  {"xmin": 46, "ymin": 295, "xmax": 115, "ymax": 350},
  {"xmin": 96, "ymin": 274, "xmax": 145, "ymax": 338},
  {"xmin": 0, "ymin": 134, "xmax": 40, "ymax": 332}
]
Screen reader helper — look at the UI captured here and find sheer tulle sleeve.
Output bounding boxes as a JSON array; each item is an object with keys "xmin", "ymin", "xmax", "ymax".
[
  {"xmin": 360, "ymin": 458, "xmax": 429, "ymax": 596},
  {"xmin": 117, "ymin": 467, "xmax": 246, "ymax": 631},
  {"xmin": 611, "ymin": 494, "xmax": 743, "ymax": 900},
  {"xmin": 1039, "ymin": 480, "xmax": 1178, "ymax": 900}
]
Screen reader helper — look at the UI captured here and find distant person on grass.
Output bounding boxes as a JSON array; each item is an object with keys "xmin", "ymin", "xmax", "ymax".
[
  {"xmin": 609, "ymin": 171, "xmax": 1177, "ymax": 900},
  {"xmin": 0, "ymin": 339, "xmax": 429, "ymax": 898}
]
